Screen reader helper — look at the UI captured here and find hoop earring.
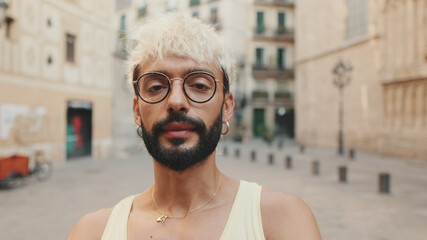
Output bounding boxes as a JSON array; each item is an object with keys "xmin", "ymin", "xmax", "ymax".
[
  {"xmin": 221, "ymin": 121, "xmax": 229, "ymax": 135},
  {"xmin": 136, "ymin": 125, "xmax": 143, "ymax": 138}
]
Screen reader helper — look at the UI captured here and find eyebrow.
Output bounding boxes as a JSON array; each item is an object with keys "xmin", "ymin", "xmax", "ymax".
[
  {"xmin": 147, "ymin": 68, "xmax": 216, "ymax": 78},
  {"xmin": 183, "ymin": 68, "xmax": 215, "ymax": 76}
]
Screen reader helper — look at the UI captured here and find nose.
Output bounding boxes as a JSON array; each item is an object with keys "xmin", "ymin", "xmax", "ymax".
[{"xmin": 166, "ymin": 80, "xmax": 190, "ymax": 114}]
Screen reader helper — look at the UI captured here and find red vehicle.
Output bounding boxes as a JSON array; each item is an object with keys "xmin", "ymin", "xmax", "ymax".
[{"xmin": 0, "ymin": 152, "xmax": 52, "ymax": 189}]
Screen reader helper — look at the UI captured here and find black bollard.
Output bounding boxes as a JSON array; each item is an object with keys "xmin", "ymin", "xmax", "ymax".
[
  {"xmin": 285, "ymin": 156, "xmax": 292, "ymax": 169},
  {"xmin": 349, "ymin": 149, "xmax": 355, "ymax": 160},
  {"xmin": 312, "ymin": 160, "xmax": 320, "ymax": 176},
  {"xmin": 268, "ymin": 154, "xmax": 274, "ymax": 165},
  {"xmin": 223, "ymin": 146, "xmax": 228, "ymax": 156},
  {"xmin": 278, "ymin": 139, "xmax": 284, "ymax": 149},
  {"xmin": 251, "ymin": 151, "xmax": 256, "ymax": 162},
  {"xmin": 338, "ymin": 166, "xmax": 347, "ymax": 183},
  {"xmin": 235, "ymin": 148, "xmax": 240, "ymax": 158},
  {"xmin": 379, "ymin": 173, "xmax": 390, "ymax": 194},
  {"xmin": 300, "ymin": 145, "xmax": 305, "ymax": 154}
]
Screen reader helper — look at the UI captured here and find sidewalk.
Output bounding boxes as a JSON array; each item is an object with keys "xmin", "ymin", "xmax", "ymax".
[
  {"xmin": 217, "ymin": 138, "xmax": 427, "ymax": 240},
  {"xmin": 0, "ymin": 138, "xmax": 426, "ymax": 240}
]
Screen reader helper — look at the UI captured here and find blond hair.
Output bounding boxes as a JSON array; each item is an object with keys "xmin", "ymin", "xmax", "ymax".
[{"xmin": 126, "ymin": 13, "xmax": 234, "ymax": 92}]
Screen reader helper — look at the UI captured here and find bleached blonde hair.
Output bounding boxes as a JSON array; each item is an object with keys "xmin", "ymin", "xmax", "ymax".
[{"xmin": 127, "ymin": 13, "xmax": 235, "ymax": 93}]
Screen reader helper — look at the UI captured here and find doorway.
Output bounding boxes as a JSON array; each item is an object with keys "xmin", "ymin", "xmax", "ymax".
[
  {"xmin": 66, "ymin": 101, "xmax": 92, "ymax": 160},
  {"xmin": 275, "ymin": 107, "xmax": 294, "ymax": 138},
  {"xmin": 253, "ymin": 108, "xmax": 265, "ymax": 137}
]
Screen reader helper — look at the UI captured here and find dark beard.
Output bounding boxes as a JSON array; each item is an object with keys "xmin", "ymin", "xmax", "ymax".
[{"xmin": 140, "ymin": 111, "xmax": 223, "ymax": 171}]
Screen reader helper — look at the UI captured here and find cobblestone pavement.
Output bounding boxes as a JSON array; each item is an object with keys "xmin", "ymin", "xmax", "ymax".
[{"xmin": 1, "ymin": 138, "xmax": 426, "ymax": 240}]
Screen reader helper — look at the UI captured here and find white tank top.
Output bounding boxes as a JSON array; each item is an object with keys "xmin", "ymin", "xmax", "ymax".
[{"xmin": 101, "ymin": 180, "xmax": 265, "ymax": 240}]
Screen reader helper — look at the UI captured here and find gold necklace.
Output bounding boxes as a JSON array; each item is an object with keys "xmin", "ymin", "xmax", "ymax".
[{"xmin": 151, "ymin": 174, "xmax": 222, "ymax": 224}]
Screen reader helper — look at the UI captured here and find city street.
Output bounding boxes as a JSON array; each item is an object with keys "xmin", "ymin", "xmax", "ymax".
[
  {"xmin": 1, "ymin": 138, "xmax": 426, "ymax": 240},
  {"xmin": 1, "ymin": 1, "xmax": 426, "ymax": 240}
]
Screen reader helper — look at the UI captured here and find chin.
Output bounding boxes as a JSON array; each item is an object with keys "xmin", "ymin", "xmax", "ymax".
[
  {"xmin": 140, "ymin": 111, "xmax": 223, "ymax": 171},
  {"xmin": 163, "ymin": 135, "xmax": 199, "ymax": 148},
  {"xmin": 167, "ymin": 138, "xmax": 186, "ymax": 147}
]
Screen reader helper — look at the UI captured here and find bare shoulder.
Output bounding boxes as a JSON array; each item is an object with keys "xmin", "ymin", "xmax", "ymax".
[
  {"xmin": 66, "ymin": 208, "xmax": 112, "ymax": 240},
  {"xmin": 261, "ymin": 188, "xmax": 322, "ymax": 240}
]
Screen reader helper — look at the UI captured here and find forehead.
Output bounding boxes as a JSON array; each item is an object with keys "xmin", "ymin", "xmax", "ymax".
[{"xmin": 138, "ymin": 56, "xmax": 222, "ymax": 78}]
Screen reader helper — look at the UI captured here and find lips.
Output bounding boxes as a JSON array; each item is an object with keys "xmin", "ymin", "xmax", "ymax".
[{"xmin": 162, "ymin": 122, "xmax": 196, "ymax": 138}]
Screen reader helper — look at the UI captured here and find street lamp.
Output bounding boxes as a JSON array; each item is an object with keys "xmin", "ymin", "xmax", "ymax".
[
  {"xmin": 0, "ymin": 0, "xmax": 13, "ymax": 38},
  {"xmin": 0, "ymin": 0, "xmax": 8, "ymax": 25},
  {"xmin": 332, "ymin": 60, "xmax": 352, "ymax": 155}
]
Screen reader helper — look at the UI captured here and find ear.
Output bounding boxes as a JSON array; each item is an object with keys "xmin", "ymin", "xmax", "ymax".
[
  {"xmin": 222, "ymin": 92, "xmax": 235, "ymax": 123},
  {"xmin": 132, "ymin": 97, "xmax": 142, "ymax": 126}
]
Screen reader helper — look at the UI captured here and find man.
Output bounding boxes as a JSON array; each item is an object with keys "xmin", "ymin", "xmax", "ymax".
[{"xmin": 68, "ymin": 13, "xmax": 321, "ymax": 240}]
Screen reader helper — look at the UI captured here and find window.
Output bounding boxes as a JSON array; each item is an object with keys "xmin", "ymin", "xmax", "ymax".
[
  {"xmin": 137, "ymin": 0, "xmax": 147, "ymax": 18},
  {"xmin": 5, "ymin": 17, "xmax": 15, "ymax": 39},
  {"xmin": 192, "ymin": 11, "xmax": 199, "ymax": 18},
  {"xmin": 346, "ymin": 0, "xmax": 368, "ymax": 39},
  {"xmin": 277, "ymin": 48, "xmax": 286, "ymax": 70},
  {"xmin": 278, "ymin": 12, "xmax": 286, "ymax": 33},
  {"xmin": 256, "ymin": 11, "xmax": 265, "ymax": 34},
  {"xmin": 66, "ymin": 34, "xmax": 76, "ymax": 63},
  {"xmin": 120, "ymin": 14, "xmax": 126, "ymax": 31},
  {"xmin": 118, "ymin": 15, "xmax": 127, "ymax": 54},
  {"xmin": 255, "ymin": 48, "xmax": 264, "ymax": 67},
  {"xmin": 210, "ymin": 7, "xmax": 218, "ymax": 24}
]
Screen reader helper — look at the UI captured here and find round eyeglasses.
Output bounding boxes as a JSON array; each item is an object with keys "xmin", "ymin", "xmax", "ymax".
[{"xmin": 133, "ymin": 71, "xmax": 225, "ymax": 104}]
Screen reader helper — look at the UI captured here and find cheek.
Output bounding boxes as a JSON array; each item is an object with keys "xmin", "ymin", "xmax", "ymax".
[
  {"xmin": 194, "ymin": 102, "xmax": 223, "ymax": 126},
  {"xmin": 140, "ymin": 105, "xmax": 157, "ymax": 128}
]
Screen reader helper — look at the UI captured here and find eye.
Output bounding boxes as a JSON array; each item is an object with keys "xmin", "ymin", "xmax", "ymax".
[
  {"xmin": 141, "ymin": 74, "xmax": 169, "ymax": 94},
  {"xmin": 193, "ymin": 83, "xmax": 209, "ymax": 90},
  {"xmin": 147, "ymin": 83, "xmax": 167, "ymax": 93},
  {"xmin": 185, "ymin": 74, "xmax": 214, "ymax": 92}
]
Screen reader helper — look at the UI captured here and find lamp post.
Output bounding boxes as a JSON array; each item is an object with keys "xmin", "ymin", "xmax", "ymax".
[
  {"xmin": 0, "ymin": 0, "xmax": 13, "ymax": 38},
  {"xmin": 332, "ymin": 60, "xmax": 352, "ymax": 155},
  {"xmin": 0, "ymin": 0, "xmax": 9, "ymax": 29}
]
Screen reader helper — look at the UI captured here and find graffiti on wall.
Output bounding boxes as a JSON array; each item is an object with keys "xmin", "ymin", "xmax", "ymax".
[{"xmin": 0, "ymin": 103, "xmax": 47, "ymax": 143}]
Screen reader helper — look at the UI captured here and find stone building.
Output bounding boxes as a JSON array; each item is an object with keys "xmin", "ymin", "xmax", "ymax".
[
  {"xmin": 248, "ymin": 0, "xmax": 295, "ymax": 139},
  {"xmin": 113, "ymin": 0, "xmax": 296, "ymax": 146},
  {"xmin": 296, "ymin": 0, "xmax": 427, "ymax": 160},
  {"xmin": 0, "ymin": 0, "xmax": 115, "ymax": 163}
]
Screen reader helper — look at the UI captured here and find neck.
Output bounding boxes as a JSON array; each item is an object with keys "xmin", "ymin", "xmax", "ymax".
[{"xmin": 151, "ymin": 152, "xmax": 222, "ymax": 217}]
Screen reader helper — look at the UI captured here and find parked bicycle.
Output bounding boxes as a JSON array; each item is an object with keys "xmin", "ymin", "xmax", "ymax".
[{"xmin": 0, "ymin": 150, "xmax": 52, "ymax": 189}]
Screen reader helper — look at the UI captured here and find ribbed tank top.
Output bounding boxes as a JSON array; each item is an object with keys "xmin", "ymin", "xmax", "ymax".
[{"xmin": 101, "ymin": 180, "xmax": 265, "ymax": 240}]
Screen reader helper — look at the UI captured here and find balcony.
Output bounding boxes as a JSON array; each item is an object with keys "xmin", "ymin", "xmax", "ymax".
[
  {"xmin": 255, "ymin": 24, "xmax": 266, "ymax": 34},
  {"xmin": 252, "ymin": 64, "xmax": 294, "ymax": 80},
  {"xmin": 252, "ymin": 90, "xmax": 269, "ymax": 101},
  {"xmin": 274, "ymin": 91, "xmax": 294, "ymax": 106},
  {"xmin": 190, "ymin": 0, "xmax": 200, "ymax": 6},
  {"xmin": 254, "ymin": 0, "xmax": 295, "ymax": 8},
  {"xmin": 275, "ymin": 91, "xmax": 293, "ymax": 100},
  {"xmin": 253, "ymin": 27, "xmax": 294, "ymax": 43},
  {"xmin": 276, "ymin": 26, "xmax": 294, "ymax": 40}
]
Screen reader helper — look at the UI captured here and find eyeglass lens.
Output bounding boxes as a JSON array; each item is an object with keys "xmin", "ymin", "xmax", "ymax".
[{"xmin": 137, "ymin": 72, "xmax": 217, "ymax": 103}]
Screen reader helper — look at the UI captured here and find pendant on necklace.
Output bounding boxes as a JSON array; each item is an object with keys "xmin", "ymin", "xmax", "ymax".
[{"xmin": 157, "ymin": 214, "xmax": 168, "ymax": 224}]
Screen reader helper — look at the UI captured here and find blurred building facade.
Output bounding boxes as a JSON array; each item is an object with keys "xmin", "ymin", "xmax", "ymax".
[
  {"xmin": 0, "ymin": 0, "xmax": 115, "ymax": 163},
  {"xmin": 114, "ymin": 0, "xmax": 296, "ymax": 149},
  {"xmin": 296, "ymin": 0, "xmax": 427, "ymax": 160},
  {"xmin": 247, "ymin": 0, "xmax": 295, "ymax": 140}
]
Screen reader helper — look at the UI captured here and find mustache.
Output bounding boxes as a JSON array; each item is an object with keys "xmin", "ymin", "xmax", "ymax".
[{"xmin": 151, "ymin": 113, "xmax": 206, "ymax": 134}]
